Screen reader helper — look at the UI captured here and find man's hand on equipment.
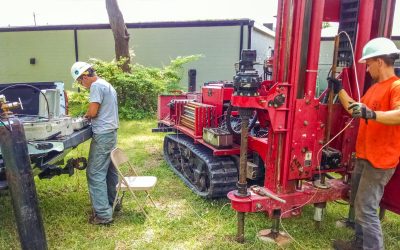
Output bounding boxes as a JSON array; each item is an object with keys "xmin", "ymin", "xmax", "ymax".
[
  {"xmin": 327, "ymin": 77, "xmax": 343, "ymax": 95},
  {"xmin": 348, "ymin": 102, "xmax": 376, "ymax": 120}
]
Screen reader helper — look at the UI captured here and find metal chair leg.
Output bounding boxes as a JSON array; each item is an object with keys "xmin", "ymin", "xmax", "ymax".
[
  {"xmin": 145, "ymin": 191, "xmax": 157, "ymax": 207},
  {"xmin": 112, "ymin": 183, "xmax": 122, "ymax": 214},
  {"xmin": 128, "ymin": 190, "xmax": 151, "ymax": 221}
]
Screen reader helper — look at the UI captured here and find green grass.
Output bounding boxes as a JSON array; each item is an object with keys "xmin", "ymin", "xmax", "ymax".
[{"xmin": 1, "ymin": 120, "xmax": 400, "ymax": 249}]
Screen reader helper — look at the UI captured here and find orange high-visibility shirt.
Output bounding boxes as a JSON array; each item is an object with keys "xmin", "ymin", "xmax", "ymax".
[{"xmin": 356, "ymin": 76, "xmax": 400, "ymax": 169}]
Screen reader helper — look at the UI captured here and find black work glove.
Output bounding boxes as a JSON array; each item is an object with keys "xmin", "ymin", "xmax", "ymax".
[
  {"xmin": 327, "ymin": 77, "xmax": 343, "ymax": 95},
  {"xmin": 348, "ymin": 102, "xmax": 376, "ymax": 121}
]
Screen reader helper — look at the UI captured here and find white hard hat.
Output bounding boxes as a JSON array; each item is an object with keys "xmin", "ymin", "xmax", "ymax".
[
  {"xmin": 359, "ymin": 37, "xmax": 400, "ymax": 63},
  {"xmin": 70, "ymin": 61, "xmax": 92, "ymax": 81}
]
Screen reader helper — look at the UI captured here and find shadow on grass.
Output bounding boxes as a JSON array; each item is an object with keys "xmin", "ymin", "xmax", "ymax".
[{"xmin": 114, "ymin": 209, "xmax": 147, "ymax": 225}]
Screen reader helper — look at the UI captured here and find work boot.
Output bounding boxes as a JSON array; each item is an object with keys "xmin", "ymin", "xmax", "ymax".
[
  {"xmin": 89, "ymin": 215, "xmax": 113, "ymax": 225},
  {"xmin": 332, "ymin": 238, "xmax": 362, "ymax": 250}
]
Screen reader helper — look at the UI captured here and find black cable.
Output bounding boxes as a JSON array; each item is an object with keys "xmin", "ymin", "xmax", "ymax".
[
  {"xmin": 327, "ymin": 67, "xmax": 332, "ymax": 79},
  {"xmin": 0, "ymin": 84, "xmax": 50, "ymax": 118},
  {"xmin": 320, "ymin": 67, "xmax": 334, "ymax": 104}
]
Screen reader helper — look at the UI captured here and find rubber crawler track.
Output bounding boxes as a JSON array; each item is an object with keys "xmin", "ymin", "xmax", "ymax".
[{"xmin": 163, "ymin": 133, "xmax": 238, "ymax": 198}]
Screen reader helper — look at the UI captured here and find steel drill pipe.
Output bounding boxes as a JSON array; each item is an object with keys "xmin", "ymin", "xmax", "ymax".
[
  {"xmin": 184, "ymin": 105, "xmax": 196, "ymax": 111},
  {"xmin": 180, "ymin": 119, "xmax": 195, "ymax": 129},
  {"xmin": 235, "ymin": 108, "xmax": 252, "ymax": 243},
  {"xmin": 181, "ymin": 115, "xmax": 195, "ymax": 123},
  {"xmin": 183, "ymin": 110, "xmax": 195, "ymax": 119},
  {"xmin": 237, "ymin": 212, "xmax": 245, "ymax": 243},
  {"xmin": 237, "ymin": 108, "xmax": 252, "ymax": 197},
  {"xmin": 186, "ymin": 102, "xmax": 201, "ymax": 108}
]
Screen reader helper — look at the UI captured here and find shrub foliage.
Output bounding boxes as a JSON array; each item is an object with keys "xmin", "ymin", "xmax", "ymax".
[{"xmin": 68, "ymin": 55, "xmax": 201, "ymax": 119}]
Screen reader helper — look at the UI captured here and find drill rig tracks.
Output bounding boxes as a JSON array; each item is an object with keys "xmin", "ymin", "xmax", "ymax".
[{"xmin": 163, "ymin": 134, "xmax": 238, "ymax": 198}]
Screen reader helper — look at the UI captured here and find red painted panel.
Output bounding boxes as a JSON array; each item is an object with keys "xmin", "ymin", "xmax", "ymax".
[
  {"xmin": 288, "ymin": 99, "xmax": 321, "ymax": 180},
  {"xmin": 381, "ymin": 167, "xmax": 400, "ymax": 215},
  {"xmin": 323, "ymin": 0, "xmax": 340, "ymax": 22},
  {"xmin": 202, "ymin": 84, "xmax": 233, "ymax": 120},
  {"xmin": 157, "ymin": 94, "xmax": 187, "ymax": 120}
]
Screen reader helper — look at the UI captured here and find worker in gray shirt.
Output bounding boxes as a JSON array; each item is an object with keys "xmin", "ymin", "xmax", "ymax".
[{"xmin": 71, "ymin": 61, "xmax": 119, "ymax": 225}]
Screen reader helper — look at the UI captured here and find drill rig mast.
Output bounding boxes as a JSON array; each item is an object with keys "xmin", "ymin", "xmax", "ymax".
[{"xmin": 154, "ymin": 0, "xmax": 399, "ymax": 243}]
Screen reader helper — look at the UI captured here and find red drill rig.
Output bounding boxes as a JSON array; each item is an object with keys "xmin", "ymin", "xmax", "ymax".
[{"xmin": 154, "ymin": 0, "xmax": 399, "ymax": 243}]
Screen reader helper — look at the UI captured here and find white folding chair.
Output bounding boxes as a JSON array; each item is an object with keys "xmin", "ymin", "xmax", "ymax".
[{"xmin": 110, "ymin": 148, "xmax": 157, "ymax": 219}]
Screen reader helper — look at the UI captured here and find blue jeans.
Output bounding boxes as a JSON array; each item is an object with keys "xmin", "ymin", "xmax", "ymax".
[
  {"xmin": 352, "ymin": 159, "xmax": 395, "ymax": 250},
  {"xmin": 87, "ymin": 130, "xmax": 118, "ymax": 219}
]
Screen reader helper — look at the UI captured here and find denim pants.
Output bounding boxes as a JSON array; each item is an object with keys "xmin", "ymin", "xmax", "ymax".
[
  {"xmin": 351, "ymin": 159, "xmax": 395, "ymax": 250},
  {"xmin": 87, "ymin": 130, "xmax": 118, "ymax": 219}
]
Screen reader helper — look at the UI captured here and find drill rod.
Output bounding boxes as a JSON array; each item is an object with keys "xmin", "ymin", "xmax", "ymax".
[{"xmin": 236, "ymin": 108, "xmax": 252, "ymax": 243}]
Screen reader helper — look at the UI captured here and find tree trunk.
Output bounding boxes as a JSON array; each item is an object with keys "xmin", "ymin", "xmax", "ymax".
[{"xmin": 106, "ymin": 0, "xmax": 131, "ymax": 72}]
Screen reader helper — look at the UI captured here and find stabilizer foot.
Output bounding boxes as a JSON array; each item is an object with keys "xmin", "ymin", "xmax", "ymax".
[
  {"xmin": 258, "ymin": 229, "xmax": 291, "ymax": 247},
  {"xmin": 313, "ymin": 179, "xmax": 330, "ymax": 189}
]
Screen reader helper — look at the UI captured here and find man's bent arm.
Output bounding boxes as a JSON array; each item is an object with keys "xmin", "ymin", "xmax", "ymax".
[
  {"xmin": 85, "ymin": 102, "xmax": 100, "ymax": 119},
  {"xmin": 337, "ymin": 90, "xmax": 357, "ymax": 115},
  {"xmin": 375, "ymin": 108, "xmax": 400, "ymax": 125}
]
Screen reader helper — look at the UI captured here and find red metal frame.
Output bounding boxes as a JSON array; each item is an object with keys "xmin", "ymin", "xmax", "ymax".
[
  {"xmin": 157, "ymin": 94, "xmax": 187, "ymax": 121},
  {"xmin": 228, "ymin": 179, "xmax": 348, "ymax": 218},
  {"xmin": 227, "ymin": 0, "xmax": 399, "ymax": 216},
  {"xmin": 156, "ymin": 0, "xmax": 399, "ymax": 217}
]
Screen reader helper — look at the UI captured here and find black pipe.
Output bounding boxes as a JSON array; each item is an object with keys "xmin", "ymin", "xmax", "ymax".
[
  {"xmin": 0, "ymin": 117, "xmax": 47, "ymax": 250},
  {"xmin": 237, "ymin": 212, "xmax": 245, "ymax": 243},
  {"xmin": 188, "ymin": 69, "xmax": 196, "ymax": 92},
  {"xmin": 247, "ymin": 21, "xmax": 254, "ymax": 49},
  {"xmin": 239, "ymin": 24, "xmax": 244, "ymax": 60},
  {"xmin": 74, "ymin": 29, "xmax": 79, "ymax": 61}
]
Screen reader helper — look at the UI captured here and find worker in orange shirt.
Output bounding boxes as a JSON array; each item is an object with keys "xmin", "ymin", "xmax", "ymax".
[{"xmin": 330, "ymin": 37, "xmax": 400, "ymax": 250}]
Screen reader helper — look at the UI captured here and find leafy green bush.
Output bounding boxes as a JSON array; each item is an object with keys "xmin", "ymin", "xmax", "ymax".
[
  {"xmin": 67, "ymin": 84, "xmax": 89, "ymax": 117},
  {"xmin": 67, "ymin": 55, "xmax": 201, "ymax": 119}
]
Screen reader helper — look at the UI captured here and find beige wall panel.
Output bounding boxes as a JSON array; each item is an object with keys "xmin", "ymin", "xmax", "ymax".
[
  {"xmin": 251, "ymin": 29, "xmax": 275, "ymax": 74},
  {"xmin": 0, "ymin": 24, "xmax": 275, "ymax": 91},
  {"xmin": 77, "ymin": 29, "xmax": 115, "ymax": 62},
  {"xmin": 128, "ymin": 26, "xmax": 241, "ymax": 89},
  {"xmin": 0, "ymin": 30, "xmax": 75, "ymax": 88},
  {"xmin": 317, "ymin": 40, "xmax": 335, "ymax": 95}
]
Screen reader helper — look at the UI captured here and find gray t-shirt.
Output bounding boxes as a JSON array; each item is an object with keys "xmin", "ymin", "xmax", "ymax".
[{"xmin": 89, "ymin": 78, "xmax": 119, "ymax": 134}]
